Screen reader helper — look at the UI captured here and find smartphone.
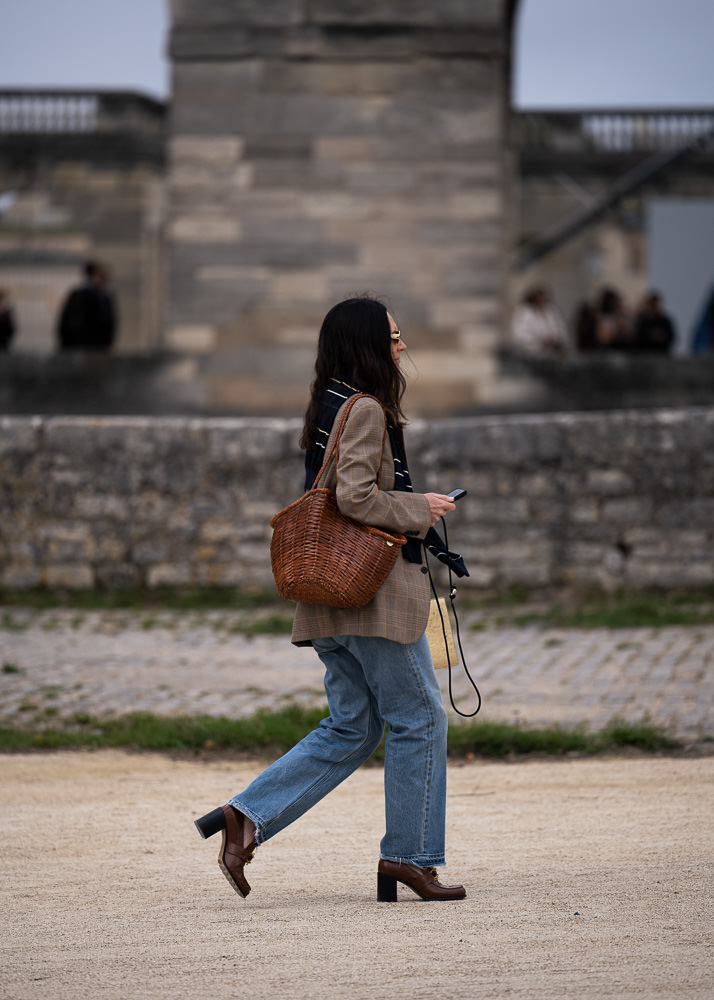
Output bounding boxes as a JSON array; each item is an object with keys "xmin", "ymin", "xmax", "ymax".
[{"xmin": 446, "ymin": 489, "xmax": 467, "ymax": 502}]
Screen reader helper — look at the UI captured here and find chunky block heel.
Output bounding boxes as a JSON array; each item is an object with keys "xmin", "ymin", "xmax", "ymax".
[
  {"xmin": 377, "ymin": 872, "xmax": 398, "ymax": 902},
  {"xmin": 194, "ymin": 806, "xmax": 226, "ymax": 840},
  {"xmin": 377, "ymin": 859, "xmax": 466, "ymax": 901}
]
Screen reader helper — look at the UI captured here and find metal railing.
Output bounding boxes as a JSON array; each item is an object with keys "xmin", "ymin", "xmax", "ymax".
[{"xmin": 517, "ymin": 108, "xmax": 714, "ymax": 153}]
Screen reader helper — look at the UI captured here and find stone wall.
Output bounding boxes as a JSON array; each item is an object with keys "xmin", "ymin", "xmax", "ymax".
[
  {"xmin": 166, "ymin": 0, "xmax": 517, "ymax": 415},
  {"xmin": 2, "ymin": 406, "xmax": 712, "ymax": 592},
  {"xmin": 1, "ymin": 351, "xmax": 713, "ymax": 418}
]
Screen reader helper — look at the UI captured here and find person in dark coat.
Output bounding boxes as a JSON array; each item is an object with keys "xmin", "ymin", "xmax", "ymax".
[
  {"xmin": 594, "ymin": 287, "xmax": 635, "ymax": 350},
  {"xmin": 57, "ymin": 261, "xmax": 117, "ymax": 351},
  {"xmin": 0, "ymin": 289, "xmax": 16, "ymax": 350},
  {"xmin": 634, "ymin": 291, "xmax": 676, "ymax": 353}
]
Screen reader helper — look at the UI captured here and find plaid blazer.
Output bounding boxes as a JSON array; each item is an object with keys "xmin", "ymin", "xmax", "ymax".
[{"xmin": 292, "ymin": 395, "xmax": 433, "ymax": 646}]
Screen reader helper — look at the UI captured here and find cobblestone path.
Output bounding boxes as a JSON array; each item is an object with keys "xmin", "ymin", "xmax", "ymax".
[{"xmin": 1, "ymin": 609, "xmax": 712, "ymax": 741}]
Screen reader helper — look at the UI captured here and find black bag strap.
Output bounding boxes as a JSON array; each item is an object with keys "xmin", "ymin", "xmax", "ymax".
[{"xmin": 425, "ymin": 518, "xmax": 482, "ymax": 718}]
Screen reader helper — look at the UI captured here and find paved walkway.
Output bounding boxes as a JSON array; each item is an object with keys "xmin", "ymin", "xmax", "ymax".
[{"xmin": 2, "ymin": 608, "xmax": 712, "ymax": 741}]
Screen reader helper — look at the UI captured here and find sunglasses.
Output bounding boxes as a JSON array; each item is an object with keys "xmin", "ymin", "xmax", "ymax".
[{"xmin": 390, "ymin": 330, "xmax": 401, "ymax": 342}]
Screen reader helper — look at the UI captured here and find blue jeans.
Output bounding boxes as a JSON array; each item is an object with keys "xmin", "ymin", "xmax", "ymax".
[{"xmin": 229, "ymin": 633, "xmax": 448, "ymax": 867}]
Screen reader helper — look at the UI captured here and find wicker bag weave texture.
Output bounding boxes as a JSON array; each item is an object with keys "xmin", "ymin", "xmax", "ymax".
[{"xmin": 270, "ymin": 394, "xmax": 406, "ymax": 608}]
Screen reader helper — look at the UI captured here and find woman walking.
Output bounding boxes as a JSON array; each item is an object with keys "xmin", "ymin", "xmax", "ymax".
[{"xmin": 195, "ymin": 297, "xmax": 466, "ymax": 902}]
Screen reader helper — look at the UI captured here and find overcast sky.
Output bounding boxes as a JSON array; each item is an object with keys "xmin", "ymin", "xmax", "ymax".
[{"xmin": 0, "ymin": 0, "xmax": 712, "ymax": 107}]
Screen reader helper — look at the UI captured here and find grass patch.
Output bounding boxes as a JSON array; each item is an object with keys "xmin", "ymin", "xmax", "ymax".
[
  {"xmin": 537, "ymin": 594, "xmax": 714, "ymax": 629},
  {"xmin": 0, "ymin": 586, "xmax": 295, "ymax": 636},
  {"xmin": 0, "ymin": 709, "xmax": 680, "ymax": 758},
  {"xmin": 470, "ymin": 586, "xmax": 714, "ymax": 630},
  {"xmin": 0, "ymin": 586, "xmax": 282, "ymax": 613},
  {"xmin": 447, "ymin": 719, "xmax": 680, "ymax": 757},
  {"xmin": 5, "ymin": 585, "xmax": 714, "ymax": 631},
  {"xmin": 0, "ymin": 706, "xmax": 328, "ymax": 755},
  {"xmin": 597, "ymin": 720, "xmax": 678, "ymax": 753},
  {"xmin": 229, "ymin": 614, "xmax": 294, "ymax": 637}
]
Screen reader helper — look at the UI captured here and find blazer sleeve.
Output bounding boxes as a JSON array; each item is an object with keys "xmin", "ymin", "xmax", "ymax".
[{"xmin": 335, "ymin": 397, "xmax": 432, "ymax": 536}]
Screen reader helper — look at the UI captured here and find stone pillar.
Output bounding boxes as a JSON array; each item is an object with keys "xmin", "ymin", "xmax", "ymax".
[{"xmin": 167, "ymin": 1, "xmax": 514, "ymax": 415}]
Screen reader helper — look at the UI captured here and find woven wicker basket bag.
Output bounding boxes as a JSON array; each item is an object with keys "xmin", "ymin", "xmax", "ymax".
[{"xmin": 270, "ymin": 394, "xmax": 406, "ymax": 608}]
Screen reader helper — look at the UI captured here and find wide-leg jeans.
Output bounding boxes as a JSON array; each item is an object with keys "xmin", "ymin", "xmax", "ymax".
[{"xmin": 229, "ymin": 633, "xmax": 449, "ymax": 867}]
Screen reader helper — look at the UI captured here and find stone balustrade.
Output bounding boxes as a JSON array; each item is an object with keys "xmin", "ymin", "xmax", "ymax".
[
  {"xmin": 0, "ymin": 89, "xmax": 166, "ymax": 135},
  {"xmin": 516, "ymin": 108, "xmax": 714, "ymax": 154}
]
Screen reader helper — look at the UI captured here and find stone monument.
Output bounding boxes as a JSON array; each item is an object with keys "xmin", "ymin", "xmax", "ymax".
[{"xmin": 167, "ymin": 1, "xmax": 518, "ymax": 415}]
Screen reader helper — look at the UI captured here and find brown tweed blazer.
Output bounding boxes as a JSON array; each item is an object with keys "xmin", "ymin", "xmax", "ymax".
[{"xmin": 291, "ymin": 395, "xmax": 433, "ymax": 646}]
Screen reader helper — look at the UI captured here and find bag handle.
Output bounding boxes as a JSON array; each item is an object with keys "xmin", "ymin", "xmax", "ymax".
[{"xmin": 312, "ymin": 393, "xmax": 388, "ymax": 491}]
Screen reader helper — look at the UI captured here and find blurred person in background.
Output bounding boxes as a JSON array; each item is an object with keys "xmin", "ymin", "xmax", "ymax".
[
  {"xmin": 0, "ymin": 289, "xmax": 16, "ymax": 351},
  {"xmin": 511, "ymin": 286, "xmax": 567, "ymax": 356},
  {"xmin": 574, "ymin": 300, "xmax": 598, "ymax": 352},
  {"xmin": 594, "ymin": 287, "xmax": 635, "ymax": 350},
  {"xmin": 691, "ymin": 283, "xmax": 714, "ymax": 354},
  {"xmin": 57, "ymin": 260, "xmax": 117, "ymax": 351},
  {"xmin": 633, "ymin": 291, "xmax": 676, "ymax": 353}
]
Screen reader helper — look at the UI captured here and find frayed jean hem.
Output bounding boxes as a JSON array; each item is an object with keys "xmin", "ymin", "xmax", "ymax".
[
  {"xmin": 227, "ymin": 797, "xmax": 266, "ymax": 845},
  {"xmin": 380, "ymin": 853, "xmax": 446, "ymax": 867}
]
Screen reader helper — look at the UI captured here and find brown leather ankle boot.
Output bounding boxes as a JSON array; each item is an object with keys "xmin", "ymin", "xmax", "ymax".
[
  {"xmin": 217, "ymin": 804, "xmax": 257, "ymax": 898},
  {"xmin": 377, "ymin": 859, "xmax": 466, "ymax": 901}
]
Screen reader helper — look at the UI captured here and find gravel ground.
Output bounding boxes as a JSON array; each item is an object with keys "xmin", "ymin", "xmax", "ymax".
[{"xmin": 1, "ymin": 751, "xmax": 713, "ymax": 1000}]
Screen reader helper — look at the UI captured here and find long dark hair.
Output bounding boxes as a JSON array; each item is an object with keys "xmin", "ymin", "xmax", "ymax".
[{"xmin": 299, "ymin": 296, "xmax": 406, "ymax": 450}]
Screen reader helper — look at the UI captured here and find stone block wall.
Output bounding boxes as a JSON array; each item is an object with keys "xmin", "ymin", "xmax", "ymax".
[
  {"xmin": 1, "ymin": 406, "xmax": 712, "ymax": 592},
  {"xmin": 166, "ymin": 0, "xmax": 516, "ymax": 415}
]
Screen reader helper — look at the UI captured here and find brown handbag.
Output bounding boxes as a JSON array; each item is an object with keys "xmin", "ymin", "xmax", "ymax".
[{"xmin": 270, "ymin": 394, "xmax": 406, "ymax": 608}]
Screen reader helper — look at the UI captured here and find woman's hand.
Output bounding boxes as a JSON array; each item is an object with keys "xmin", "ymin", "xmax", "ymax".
[{"xmin": 424, "ymin": 493, "xmax": 456, "ymax": 526}]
